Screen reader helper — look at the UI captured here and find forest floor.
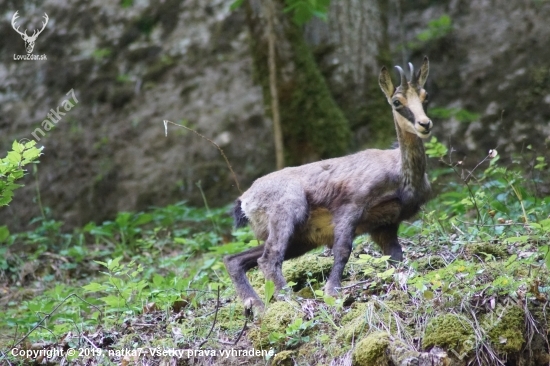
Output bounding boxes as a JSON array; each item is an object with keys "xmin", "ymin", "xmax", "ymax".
[{"xmin": 1, "ymin": 147, "xmax": 550, "ymax": 365}]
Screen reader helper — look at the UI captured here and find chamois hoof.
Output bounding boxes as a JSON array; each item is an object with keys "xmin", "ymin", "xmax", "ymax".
[
  {"xmin": 323, "ymin": 282, "xmax": 341, "ymax": 298},
  {"xmin": 243, "ymin": 297, "xmax": 265, "ymax": 318}
]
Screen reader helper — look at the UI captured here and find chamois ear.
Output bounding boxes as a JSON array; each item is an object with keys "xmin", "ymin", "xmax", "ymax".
[
  {"xmin": 417, "ymin": 56, "xmax": 429, "ymax": 87},
  {"xmin": 379, "ymin": 66, "xmax": 395, "ymax": 102}
]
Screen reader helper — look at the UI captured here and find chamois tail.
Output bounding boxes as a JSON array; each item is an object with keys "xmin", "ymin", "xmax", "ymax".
[{"xmin": 232, "ymin": 199, "xmax": 249, "ymax": 228}]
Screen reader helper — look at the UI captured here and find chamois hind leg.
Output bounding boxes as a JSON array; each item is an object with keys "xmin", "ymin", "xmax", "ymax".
[
  {"xmin": 370, "ymin": 224, "xmax": 403, "ymax": 262},
  {"xmin": 257, "ymin": 202, "xmax": 308, "ymax": 293},
  {"xmin": 224, "ymin": 244, "xmax": 265, "ymax": 310},
  {"xmin": 324, "ymin": 206, "xmax": 361, "ymax": 297}
]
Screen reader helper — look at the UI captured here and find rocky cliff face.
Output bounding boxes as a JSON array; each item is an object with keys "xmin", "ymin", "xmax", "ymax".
[
  {"xmin": 1, "ymin": 0, "xmax": 549, "ymax": 230},
  {"xmin": 390, "ymin": 0, "xmax": 550, "ymax": 157},
  {"xmin": 1, "ymin": 0, "xmax": 270, "ymax": 229}
]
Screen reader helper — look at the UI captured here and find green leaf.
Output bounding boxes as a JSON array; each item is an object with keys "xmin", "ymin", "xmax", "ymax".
[
  {"xmin": 490, "ymin": 200, "xmax": 510, "ymax": 214},
  {"xmin": 229, "ymin": 0, "xmax": 244, "ymax": 11},
  {"xmin": 82, "ymin": 282, "xmax": 108, "ymax": 292},
  {"xmin": 22, "ymin": 147, "xmax": 40, "ymax": 160},
  {"xmin": 12, "ymin": 140, "xmax": 24, "ymax": 153},
  {"xmin": 100, "ymin": 295, "xmax": 126, "ymax": 308},
  {"xmin": 107, "ymin": 256, "xmax": 123, "ymax": 271},
  {"xmin": 265, "ymin": 280, "xmax": 275, "ymax": 304},
  {"xmin": 323, "ymin": 295, "xmax": 335, "ymax": 306},
  {"xmin": 6, "ymin": 151, "xmax": 21, "ymax": 164},
  {"xmin": 503, "ymin": 235, "xmax": 529, "ymax": 244},
  {"xmin": 0, "ymin": 225, "xmax": 9, "ymax": 242},
  {"xmin": 377, "ymin": 267, "xmax": 395, "ymax": 279},
  {"xmin": 540, "ymin": 246, "xmax": 550, "ymax": 270}
]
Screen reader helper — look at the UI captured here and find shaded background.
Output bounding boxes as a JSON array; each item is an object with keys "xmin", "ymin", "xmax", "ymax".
[{"xmin": 1, "ymin": 0, "xmax": 549, "ymax": 231}]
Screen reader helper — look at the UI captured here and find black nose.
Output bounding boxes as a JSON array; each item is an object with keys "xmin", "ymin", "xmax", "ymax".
[{"xmin": 418, "ymin": 120, "xmax": 432, "ymax": 129}]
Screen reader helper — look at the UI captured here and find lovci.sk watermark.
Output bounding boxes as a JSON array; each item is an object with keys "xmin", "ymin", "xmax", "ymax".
[
  {"xmin": 11, "ymin": 10, "xmax": 48, "ymax": 61},
  {"xmin": 19, "ymin": 89, "xmax": 79, "ymax": 145}
]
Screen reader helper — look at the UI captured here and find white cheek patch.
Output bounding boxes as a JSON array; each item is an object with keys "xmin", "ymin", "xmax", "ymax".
[{"xmin": 406, "ymin": 94, "xmax": 428, "ymax": 123}]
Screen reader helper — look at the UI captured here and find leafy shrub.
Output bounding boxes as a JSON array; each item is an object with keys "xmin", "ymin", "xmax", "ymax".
[{"xmin": 0, "ymin": 140, "xmax": 43, "ymax": 207}]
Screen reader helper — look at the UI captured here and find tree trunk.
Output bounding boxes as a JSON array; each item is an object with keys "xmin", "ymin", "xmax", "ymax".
[
  {"xmin": 245, "ymin": 0, "xmax": 351, "ymax": 165},
  {"xmin": 304, "ymin": 0, "xmax": 395, "ymax": 148},
  {"xmin": 264, "ymin": 0, "xmax": 285, "ymax": 170}
]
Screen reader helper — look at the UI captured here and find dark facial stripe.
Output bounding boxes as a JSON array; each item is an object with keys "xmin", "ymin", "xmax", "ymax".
[{"xmin": 396, "ymin": 106, "xmax": 415, "ymax": 124}]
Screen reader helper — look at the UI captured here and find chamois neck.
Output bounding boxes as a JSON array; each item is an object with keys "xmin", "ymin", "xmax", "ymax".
[{"xmin": 395, "ymin": 122, "xmax": 427, "ymax": 189}]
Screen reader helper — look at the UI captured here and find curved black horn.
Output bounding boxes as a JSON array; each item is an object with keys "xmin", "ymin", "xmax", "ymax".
[{"xmin": 395, "ymin": 65, "xmax": 407, "ymax": 87}]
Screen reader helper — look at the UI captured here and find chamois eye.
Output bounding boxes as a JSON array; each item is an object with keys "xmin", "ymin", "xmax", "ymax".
[
  {"xmin": 393, "ymin": 100, "xmax": 401, "ymax": 108},
  {"xmin": 423, "ymin": 93, "xmax": 429, "ymax": 103}
]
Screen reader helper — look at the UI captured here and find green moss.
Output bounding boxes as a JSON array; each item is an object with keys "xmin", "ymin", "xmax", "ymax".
[
  {"xmin": 351, "ymin": 331, "xmax": 390, "ymax": 366},
  {"xmin": 217, "ymin": 303, "xmax": 246, "ymax": 331},
  {"xmin": 283, "ymin": 253, "xmax": 334, "ymax": 289},
  {"xmin": 336, "ymin": 302, "xmax": 368, "ymax": 343},
  {"xmin": 423, "ymin": 314, "xmax": 474, "ymax": 353},
  {"xmin": 415, "ymin": 255, "xmax": 447, "ymax": 270},
  {"xmin": 358, "ymin": 77, "xmax": 395, "ymax": 149},
  {"xmin": 272, "ymin": 350, "xmax": 295, "ymax": 365},
  {"xmin": 247, "ymin": 9, "xmax": 351, "ymax": 165},
  {"xmin": 337, "ymin": 315, "xmax": 368, "ymax": 343},
  {"xmin": 295, "ymin": 286, "xmax": 315, "ymax": 299},
  {"xmin": 281, "ymin": 23, "xmax": 351, "ymax": 162},
  {"xmin": 517, "ymin": 67, "xmax": 550, "ymax": 112},
  {"xmin": 342, "ymin": 303, "xmax": 369, "ymax": 325},
  {"xmin": 248, "ymin": 300, "xmax": 304, "ymax": 349},
  {"xmin": 483, "ymin": 306, "xmax": 524, "ymax": 354},
  {"xmin": 466, "ymin": 243, "xmax": 508, "ymax": 259},
  {"xmin": 249, "ymin": 253, "xmax": 333, "ymax": 291}
]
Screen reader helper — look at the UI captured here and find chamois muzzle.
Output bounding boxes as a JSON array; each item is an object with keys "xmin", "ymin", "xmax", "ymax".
[{"xmin": 417, "ymin": 119, "xmax": 432, "ymax": 137}]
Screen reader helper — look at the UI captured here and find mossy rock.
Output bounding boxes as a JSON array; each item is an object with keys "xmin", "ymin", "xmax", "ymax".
[
  {"xmin": 248, "ymin": 300, "xmax": 304, "ymax": 349},
  {"xmin": 351, "ymin": 331, "xmax": 391, "ymax": 366},
  {"xmin": 341, "ymin": 302, "xmax": 369, "ymax": 325},
  {"xmin": 336, "ymin": 303, "xmax": 369, "ymax": 343},
  {"xmin": 423, "ymin": 314, "xmax": 474, "ymax": 354},
  {"xmin": 415, "ymin": 255, "xmax": 447, "ymax": 270},
  {"xmin": 217, "ymin": 303, "xmax": 246, "ymax": 331},
  {"xmin": 337, "ymin": 315, "xmax": 368, "ymax": 343},
  {"xmin": 272, "ymin": 350, "xmax": 295, "ymax": 366},
  {"xmin": 295, "ymin": 286, "xmax": 315, "ymax": 299},
  {"xmin": 283, "ymin": 253, "xmax": 334, "ymax": 289},
  {"xmin": 483, "ymin": 305, "xmax": 524, "ymax": 354},
  {"xmin": 466, "ymin": 243, "xmax": 508, "ymax": 259},
  {"xmin": 249, "ymin": 253, "xmax": 334, "ymax": 291}
]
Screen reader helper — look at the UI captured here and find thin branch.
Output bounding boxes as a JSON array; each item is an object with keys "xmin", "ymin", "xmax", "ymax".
[
  {"xmin": 453, "ymin": 218, "xmax": 526, "ymax": 227},
  {"xmin": 233, "ymin": 318, "xmax": 248, "ymax": 345},
  {"xmin": 198, "ymin": 286, "xmax": 220, "ymax": 348},
  {"xmin": 10, "ymin": 294, "xmax": 103, "ymax": 349},
  {"xmin": 337, "ymin": 280, "xmax": 373, "ymax": 290},
  {"xmin": 0, "ymin": 350, "xmax": 13, "ymax": 366},
  {"xmin": 163, "ymin": 120, "xmax": 242, "ymax": 194},
  {"xmin": 81, "ymin": 334, "xmax": 100, "ymax": 349}
]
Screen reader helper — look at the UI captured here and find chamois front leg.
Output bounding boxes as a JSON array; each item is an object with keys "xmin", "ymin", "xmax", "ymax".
[
  {"xmin": 370, "ymin": 224, "xmax": 403, "ymax": 262},
  {"xmin": 324, "ymin": 207, "xmax": 361, "ymax": 297}
]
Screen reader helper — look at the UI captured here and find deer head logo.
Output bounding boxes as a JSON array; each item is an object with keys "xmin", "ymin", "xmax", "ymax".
[{"xmin": 11, "ymin": 11, "xmax": 49, "ymax": 54}]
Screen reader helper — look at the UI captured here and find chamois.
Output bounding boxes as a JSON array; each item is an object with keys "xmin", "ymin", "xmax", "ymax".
[{"xmin": 224, "ymin": 57, "xmax": 433, "ymax": 310}]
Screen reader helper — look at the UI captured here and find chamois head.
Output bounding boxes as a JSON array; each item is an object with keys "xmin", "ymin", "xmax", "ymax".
[{"xmin": 379, "ymin": 57, "xmax": 431, "ymax": 139}]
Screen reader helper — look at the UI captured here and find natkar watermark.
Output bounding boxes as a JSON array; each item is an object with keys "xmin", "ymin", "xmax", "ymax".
[
  {"xmin": 11, "ymin": 10, "xmax": 48, "ymax": 61},
  {"xmin": 21, "ymin": 89, "xmax": 79, "ymax": 144}
]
